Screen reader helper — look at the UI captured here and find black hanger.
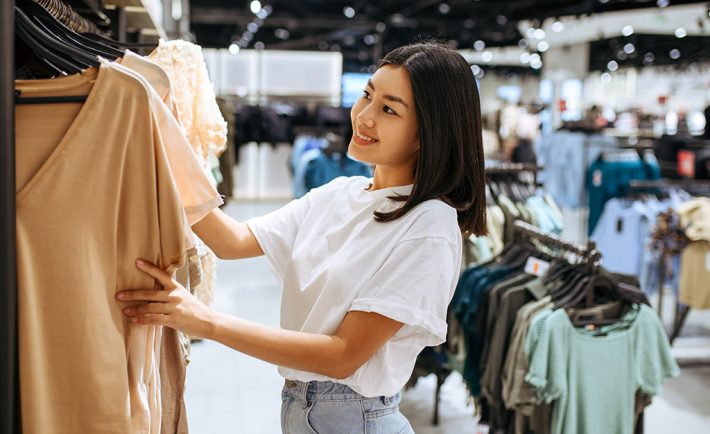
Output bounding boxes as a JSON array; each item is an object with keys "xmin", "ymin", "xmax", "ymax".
[
  {"xmin": 82, "ymin": 32, "xmax": 159, "ymax": 49},
  {"xmin": 15, "ymin": 14, "xmax": 83, "ymax": 75},
  {"xmin": 15, "ymin": 7, "xmax": 98, "ymax": 68},
  {"xmin": 23, "ymin": 2, "xmax": 124, "ymax": 60}
]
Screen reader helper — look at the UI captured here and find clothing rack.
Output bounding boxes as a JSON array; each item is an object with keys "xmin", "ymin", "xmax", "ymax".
[
  {"xmin": 628, "ymin": 179, "xmax": 710, "ymax": 344},
  {"xmin": 485, "ymin": 163, "xmax": 542, "ymax": 186},
  {"xmin": 1, "ymin": 0, "xmax": 19, "ymax": 432},
  {"xmin": 33, "ymin": 0, "xmax": 106, "ymax": 34},
  {"xmin": 514, "ymin": 220, "xmax": 601, "ymax": 307}
]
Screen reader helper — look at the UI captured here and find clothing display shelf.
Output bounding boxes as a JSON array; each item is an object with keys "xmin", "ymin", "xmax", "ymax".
[{"xmin": 628, "ymin": 178, "xmax": 710, "ymax": 344}]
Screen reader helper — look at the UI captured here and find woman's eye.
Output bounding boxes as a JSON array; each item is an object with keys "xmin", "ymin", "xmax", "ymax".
[
  {"xmin": 362, "ymin": 90, "xmax": 372, "ymax": 100},
  {"xmin": 383, "ymin": 105, "xmax": 397, "ymax": 115}
]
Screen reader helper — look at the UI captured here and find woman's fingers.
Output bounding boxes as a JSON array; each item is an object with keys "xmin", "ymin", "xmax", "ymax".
[
  {"xmin": 116, "ymin": 289, "xmax": 168, "ymax": 302},
  {"xmin": 135, "ymin": 259, "xmax": 175, "ymax": 288},
  {"xmin": 123, "ymin": 302, "xmax": 170, "ymax": 316}
]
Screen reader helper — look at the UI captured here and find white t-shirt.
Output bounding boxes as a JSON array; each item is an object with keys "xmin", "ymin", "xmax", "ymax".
[{"xmin": 246, "ymin": 176, "xmax": 462, "ymax": 397}]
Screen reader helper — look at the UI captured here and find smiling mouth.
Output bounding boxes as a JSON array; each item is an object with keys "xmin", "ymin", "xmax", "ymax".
[{"xmin": 354, "ymin": 130, "xmax": 378, "ymax": 144}]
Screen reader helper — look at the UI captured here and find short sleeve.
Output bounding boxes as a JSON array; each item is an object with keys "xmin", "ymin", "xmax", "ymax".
[
  {"xmin": 525, "ymin": 310, "xmax": 566, "ymax": 403},
  {"xmin": 142, "ymin": 65, "xmax": 223, "ymax": 225},
  {"xmin": 635, "ymin": 306, "xmax": 680, "ymax": 396},
  {"xmin": 246, "ymin": 195, "xmax": 312, "ymax": 281},
  {"xmin": 349, "ymin": 237, "xmax": 461, "ymax": 347}
]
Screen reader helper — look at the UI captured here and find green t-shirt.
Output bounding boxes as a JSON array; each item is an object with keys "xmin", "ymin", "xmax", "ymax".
[{"xmin": 525, "ymin": 304, "xmax": 679, "ymax": 434}]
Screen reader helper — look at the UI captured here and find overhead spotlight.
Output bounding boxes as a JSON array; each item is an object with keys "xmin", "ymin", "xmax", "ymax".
[
  {"xmin": 534, "ymin": 29, "xmax": 546, "ymax": 40},
  {"xmin": 247, "ymin": 22, "xmax": 259, "ymax": 33},
  {"xmin": 376, "ymin": 22, "xmax": 386, "ymax": 32},
  {"xmin": 229, "ymin": 43, "xmax": 240, "ymax": 55},
  {"xmin": 275, "ymin": 28, "xmax": 290, "ymax": 40},
  {"xmin": 617, "ymin": 50, "xmax": 628, "ymax": 60},
  {"xmin": 669, "ymin": 48, "xmax": 681, "ymax": 59},
  {"xmin": 624, "ymin": 43, "xmax": 635, "ymax": 54},
  {"xmin": 607, "ymin": 60, "xmax": 618, "ymax": 71},
  {"xmin": 552, "ymin": 21, "xmax": 564, "ymax": 32},
  {"xmin": 520, "ymin": 52, "xmax": 531, "ymax": 63},
  {"xmin": 497, "ymin": 14, "xmax": 508, "ymax": 25},
  {"xmin": 254, "ymin": 41, "xmax": 265, "ymax": 50},
  {"xmin": 471, "ymin": 65, "xmax": 481, "ymax": 75},
  {"xmin": 364, "ymin": 34, "xmax": 377, "ymax": 45},
  {"xmin": 250, "ymin": 0, "xmax": 261, "ymax": 14},
  {"xmin": 526, "ymin": 28, "xmax": 536, "ymax": 38},
  {"xmin": 531, "ymin": 60, "xmax": 543, "ymax": 70},
  {"xmin": 675, "ymin": 27, "xmax": 687, "ymax": 38},
  {"xmin": 438, "ymin": 3, "xmax": 450, "ymax": 14},
  {"xmin": 318, "ymin": 41, "xmax": 329, "ymax": 50},
  {"xmin": 343, "ymin": 6, "xmax": 355, "ymax": 18},
  {"xmin": 263, "ymin": 5, "xmax": 272, "ymax": 14},
  {"xmin": 256, "ymin": 8, "xmax": 268, "ymax": 19},
  {"xmin": 243, "ymin": 31, "xmax": 254, "ymax": 42},
  {"xmin": 601, "ymin": 72, "xmax": 611, "ymax": 83},
  {"xmin": 656, "ymin": 0, "xmax": 669, "ymax": 7},
  {"xmin": 622, "ymin": 25, "xmax": 634, "ymax": 36},
  {"xmin": 519, "ymin": 39, "xmax": 529, "ymax": 48},
  {"xmin": 330, "ymin": 44, "xmax": 341, "ymax": 52},
  {"xmin": 538, "ymin": 41, "xmax": 550, "ymax": 52},
  {"xmin": 474, "ymin": 40, "xmax": 486, "ymax": 51},
  {"xmin": 482, "ymin": 51, "xmax": 493, "ymax": 62}
]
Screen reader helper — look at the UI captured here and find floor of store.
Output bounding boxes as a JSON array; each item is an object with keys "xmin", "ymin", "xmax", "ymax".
[{"xmin": 185, "ymin": 200, "xmax": 710, "ymax": 434}]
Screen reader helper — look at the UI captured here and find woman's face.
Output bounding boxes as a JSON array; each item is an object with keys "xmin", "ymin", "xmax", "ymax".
[{"xmin": 348, "ymin": 65, "xmax": 420, "ymax": 170}]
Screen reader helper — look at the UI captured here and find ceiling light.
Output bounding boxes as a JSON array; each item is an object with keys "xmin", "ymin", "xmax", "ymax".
[
  {"xmin": 622, "ymin": 25, "xmax": 634, "ymax": 36},
  {"xmin": 520, "ymin": 52, "xmax": 531, "ymax": 63},
  {"xmin": 254, "ymin": 41, "xmax": 265, "ymax": 50},
  {"xmin": 526, "ymin": 28, "xmax": 536, "ymax": 38},
  {"xmin": 481, "ymin": 51, "xmax": 493, "ymax": 62},
  {"xmin": 376, "ymin": 22, "xmax": 386, "ymax": 32},
  {"xmin": 657, "ymin": 0, "xmax": 669, "ymax": 7},
  {"xmin": 496, "ymin": 15, "xmax": 508, "ymax": 25},
  {"xmin": 229, "ymin": 43, "xmax": 240, "ymax": 55},
  {"xmin": 552, "ymin": 21, "xmax": 564, "ymax": 32},
  {"xmin": 531, "ymin": 60, "xmax": 543, "ymax": 70},
  {"xmin": 518, "ymin": 39, "xmax": 529, "ymax": 49},
  {"xmin": 364, "ymin": 34, "xmax": 376, "ymax": 45},
  {"xmin": 343, "ymin": 6, "xmax": 355, "ymax": 18},
  {"xmin": 607, "ymin": 60, "xmax": 618, "ymax": 71},
  {"xmin": 643, "ymin": 52, "xmax": 655, "ymax": 65},
  {"xmin": 471, "ymin": 65, "xmax": 481, "ymax": 75},
  {"xmin": 538, "ymin": 41, "xmax": 550, "ymax": 52},
  {"xmin": 669, "ymin": 48, "xmax": 681, "ymax": 59},
  {"xmin": 474, "ymin": 40, "xmax": 486, "ymax": 51},
  {"xmin": 275, "ymin": 28, "xmax": 290, "ymax": 40},
  {"xmin": 256, "ymin": 9, "xmax": 268, "ymax": 19},
  {"xmin": 530, "ymin": 53, "xmax": 541, "ymax": 63},
  {"xmin": 601, "ymin": 72, "xmax": 611, "ymax": 83},
  {"xmin": 624, "ymin": 43, "xmax": 635, "ymax": 54},
  {"xmin": 675, "ymin": 27, "xmax": 687, "ymax": 38},
  {"xmin": 438, "ymin": 3, "xmax": 450, "ymax": 14},
  {"xmin": 247, "ymin": 22, "xmax": 259, "ymax": 33},
  {"xmin": 318, "ymin": 41, "xmax": 329, "ymax": 50},
  {"xmin": 534, "ymin": 29, "xmax": 546, "ymax": 40},
  {"xmin": 250, "ymin": 0, "xmax": 261, "ymax": 14}
]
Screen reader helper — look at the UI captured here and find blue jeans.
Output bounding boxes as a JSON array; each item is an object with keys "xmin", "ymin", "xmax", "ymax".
[{"xmin": 281, "ymin": 380, "xmax": 414, "ymax": 434}]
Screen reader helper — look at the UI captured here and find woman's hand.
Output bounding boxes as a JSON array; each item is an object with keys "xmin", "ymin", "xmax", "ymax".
[{"xmin": 116, "ymin": 259, "xmax": 215, "ymax": 339}]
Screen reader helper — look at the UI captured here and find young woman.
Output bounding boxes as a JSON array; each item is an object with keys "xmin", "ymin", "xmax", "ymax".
[{"xmin": 117, "ymin": 42, "xmax": 487, "ymax": 433}]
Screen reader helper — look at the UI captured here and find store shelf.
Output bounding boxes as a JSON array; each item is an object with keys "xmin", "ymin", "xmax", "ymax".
[{"xmin": 104, "ymin": 0, "xmax": 165, "ymax": 40}]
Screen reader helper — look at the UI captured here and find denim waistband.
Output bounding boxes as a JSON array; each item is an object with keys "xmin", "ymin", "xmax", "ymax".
[{"xmin": 282, "ymin": 380, "xmax": 396, "ymax": 406}]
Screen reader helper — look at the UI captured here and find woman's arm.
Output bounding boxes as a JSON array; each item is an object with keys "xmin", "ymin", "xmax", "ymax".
[
  {"xmin": 191, "ymin": 208, "xmax": 263, "ymax": 259},
  {"xmin": 117, "ymin": 260, "xmax": 403, "ymax": 379}
]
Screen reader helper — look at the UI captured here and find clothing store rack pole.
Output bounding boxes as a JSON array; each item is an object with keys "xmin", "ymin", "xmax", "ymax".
[{"xmin": 1, "ymin": 0, "xmax": 20, "ymax": 432}]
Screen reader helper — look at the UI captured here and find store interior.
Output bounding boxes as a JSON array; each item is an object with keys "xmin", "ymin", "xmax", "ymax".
[{"xmin": 2, "ymin": 0, "xmax": 710, "ymax": 434}]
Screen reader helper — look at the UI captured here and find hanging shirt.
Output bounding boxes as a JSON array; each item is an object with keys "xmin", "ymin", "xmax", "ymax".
[
  {"xmin": 525, "ymin": 304, "xmax": 679, "ymax": 434},
  {"xmin": 246, "ymin": 176, "xmax": 462, "ymax": 397},
  {"xmin": 14, "ymin": 62, "xmax": 206, "ymax": 434}
]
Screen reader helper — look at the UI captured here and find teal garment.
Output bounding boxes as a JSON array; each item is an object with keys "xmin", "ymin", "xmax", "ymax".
[{"xmin": 525, "ymin": 304, "xmax": 679, "ymax": 434}]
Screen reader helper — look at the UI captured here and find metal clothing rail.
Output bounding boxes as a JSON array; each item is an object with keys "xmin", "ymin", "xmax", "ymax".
[
  {"xmin": 513, "ymin": 220, "xmax": 595, "ymax": 258},
  {"xmin": 629, "ymin": 179, "xmax": 710, "ymax": 189},
  {"xmin": 1, "ymin": 0, "xmax": 19, "ymax": 432}
]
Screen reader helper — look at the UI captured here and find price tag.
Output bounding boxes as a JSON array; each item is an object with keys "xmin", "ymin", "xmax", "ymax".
[{"xmin": 525, "ymin": 257, "xmax": 551, "ymax": 277}]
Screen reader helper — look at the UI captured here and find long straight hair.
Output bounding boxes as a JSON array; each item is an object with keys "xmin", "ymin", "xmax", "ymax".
[{"xmin": 373, "ymin": 42, "xmax": 487, "ymax": 236}]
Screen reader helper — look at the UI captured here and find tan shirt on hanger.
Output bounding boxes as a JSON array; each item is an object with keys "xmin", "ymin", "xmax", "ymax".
[{"xmin": 15, "ymin": 62, "xmax": 189, "ymax": 434}]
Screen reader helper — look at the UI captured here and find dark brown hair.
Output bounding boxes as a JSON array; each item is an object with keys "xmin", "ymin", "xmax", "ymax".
[{"xmin": 373, "ymin": 42, "xmax": 487, "ymax": 236}]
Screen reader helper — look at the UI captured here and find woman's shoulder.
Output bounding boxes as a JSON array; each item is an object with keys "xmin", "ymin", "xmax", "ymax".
[{"xmin": 402, "ymin": 199, "xmax": 460, "ymax": 245}]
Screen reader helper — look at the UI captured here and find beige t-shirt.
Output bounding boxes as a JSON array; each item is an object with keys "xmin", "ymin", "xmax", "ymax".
[
  {"xmin": 679, "ymin": 241, "xmax": 710, "ymax": 309},
  {"xmin": 15, "ymin": 62, "xmax": 188, "ymax": 434}
]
